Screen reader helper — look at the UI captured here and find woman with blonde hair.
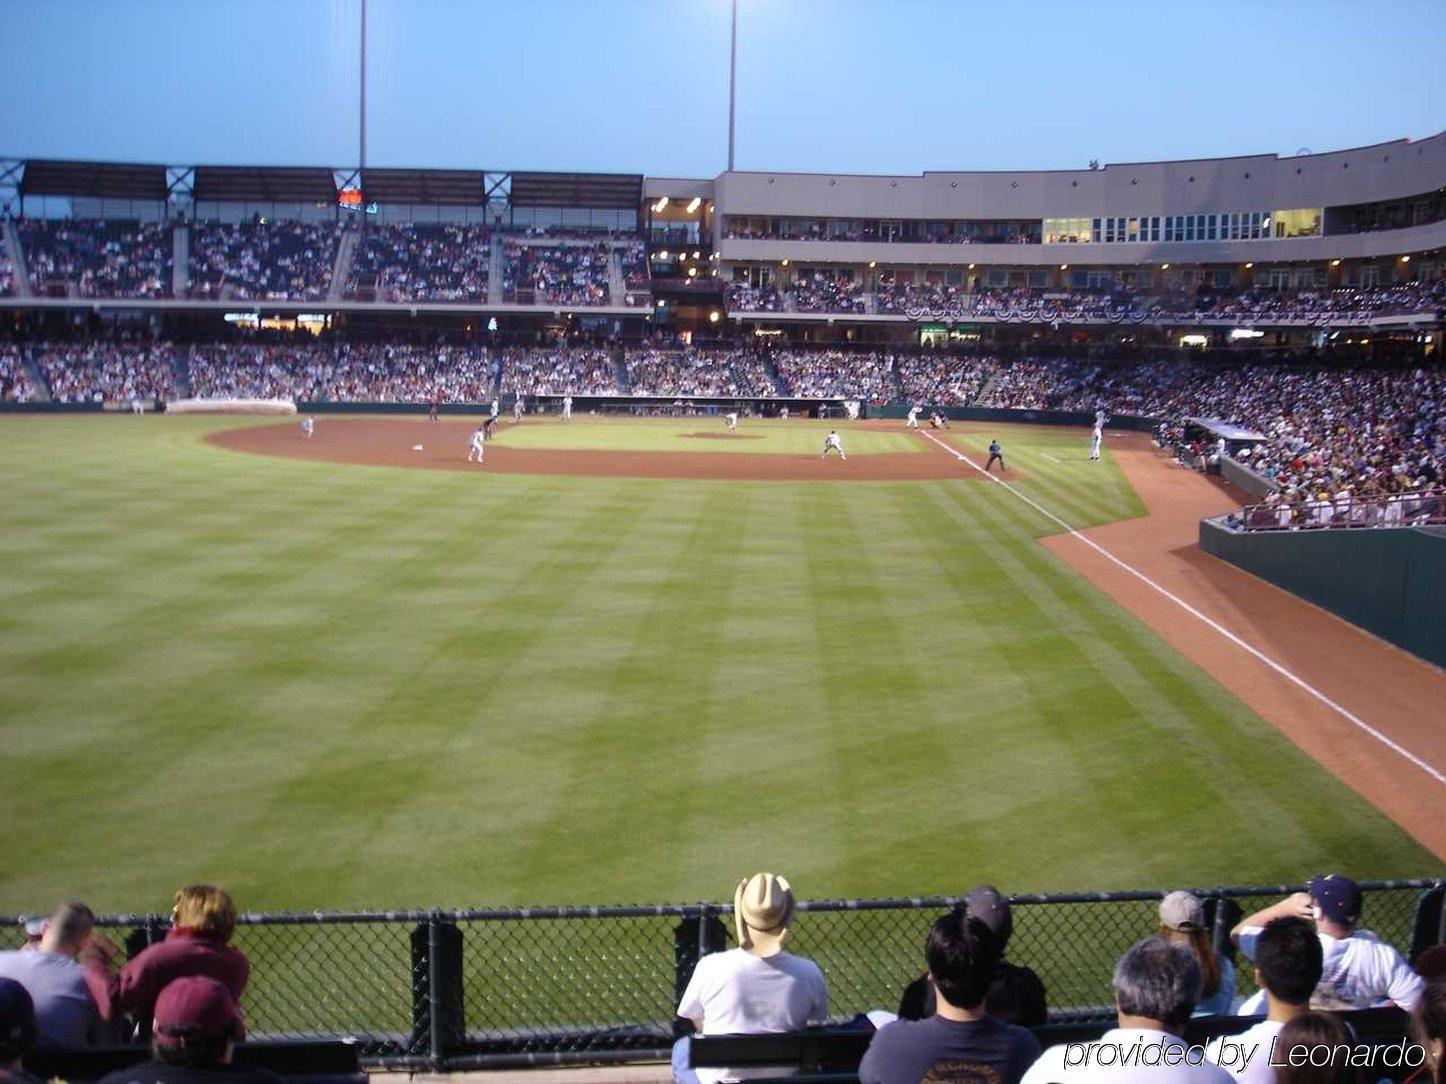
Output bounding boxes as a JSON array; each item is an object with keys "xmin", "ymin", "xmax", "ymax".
[
  {"xmin": 1157, "ymin": 891, "xmax": 1235, "ymax": 1016},
  {"xmin": 82, "ymin": 885, "xmax": 250, "ymax": 1039}
]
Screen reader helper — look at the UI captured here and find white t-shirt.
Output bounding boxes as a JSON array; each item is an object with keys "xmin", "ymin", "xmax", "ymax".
[
  {"xmin": 1204, "ymin": 1019, "xmax": 1283, "ymax": 1083},
  {"xmin": 677, "ymin": 948, "xmax": 827, "ymax": 1084},
  {"xmin": 1021, "ymin": 1027, "xmax": 1233, "ymax": 1083},
  {"xmin": 1236, "ymin": 926, "xmax": 1424, "ymax": 1012}
]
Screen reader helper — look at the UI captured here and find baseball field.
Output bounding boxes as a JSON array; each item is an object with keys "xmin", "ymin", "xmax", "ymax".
[{"xmin": 0, "ymin": 413, "xmax": 1436, "ymax": 915}]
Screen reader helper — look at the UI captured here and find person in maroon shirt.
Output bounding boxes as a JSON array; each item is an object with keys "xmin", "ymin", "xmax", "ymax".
[{"xmin": 84, "ymin": 886, "xmax": 249, "ymax": 1039}]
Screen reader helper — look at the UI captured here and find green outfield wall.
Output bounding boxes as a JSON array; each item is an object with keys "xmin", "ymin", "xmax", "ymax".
[{"xmin": 1199, "ymin": 520, "xmax": 1446, "ymax": 667}]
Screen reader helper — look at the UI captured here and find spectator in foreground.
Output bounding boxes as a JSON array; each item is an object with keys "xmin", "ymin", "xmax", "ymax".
[
  {"xmin": 1270, "ymin": 1011, "xmax": 1366, "ymax": 1084},
  {"xmin": 1414, "ymin": 978, "xmax": 1446, "ymax": 1084},
  {"xmin": 0, "ymin": 978, "xmax": 40, "ymax": 1084},
  {"xmin": 1158, "ymin": 891, "xmax": 1236, "ymax": 1016},
  {"xmin": 672, "ymin": 872, "xmax": 827, "ymax": 1084},
  {"xmin": 0, "ymin": 902, "xmax": 105, "ymax": 1047},
  {"xmin": 860, "ymin": 906, "xmax": 1039, "ymax": 1084},
  {"xmin": 93, "ymin": 977, "xmax": 281, "ymax": 1084},
  {"xmin": 1230, "ymin": 875, "xmax": 1423, "ymax": 1014},
  {"xmin": 1021, "ymin": 936, "xmax": 1232, "ymax": 1082},
  {"xmin": 897, "ymin": 885, "xmax": 1047, "ymax": 1025},
  {"xmin": 86, "ymin": 885, "xmax": 249, "ymax": 1038},
  {"xmin": 1205, "ymin": 917, "xmax": 1323, "ymax": 1082}
]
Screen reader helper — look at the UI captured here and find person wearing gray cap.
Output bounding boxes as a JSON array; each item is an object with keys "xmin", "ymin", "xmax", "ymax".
[
  {"xmin": 1157, "ymin": 891, "xmax": 1235, "ymax": 1016},
  {"xmin": 896, "ymin": 886, "xmax": 1047, "ymax": 1026}
]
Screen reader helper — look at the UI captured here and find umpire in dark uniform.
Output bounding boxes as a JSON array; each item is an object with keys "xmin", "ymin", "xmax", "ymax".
[{"xmin": 985, "ymin": 438, "xmax": 1005, "ymax": 472}]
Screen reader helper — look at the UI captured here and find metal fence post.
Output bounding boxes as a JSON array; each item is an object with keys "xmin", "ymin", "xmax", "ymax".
[
  {"xmin": 1409, "ymin": 886, "xmax": 1445, "ymax": 962},
  {"xmin": 410, "ymin": 914, "xmax": 464, "ymax": 1069}
]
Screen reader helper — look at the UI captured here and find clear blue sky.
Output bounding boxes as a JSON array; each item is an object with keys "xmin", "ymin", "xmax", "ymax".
[{"xmin": 3, "ymin": 0, "xmax": 1442, "ymax": 176}]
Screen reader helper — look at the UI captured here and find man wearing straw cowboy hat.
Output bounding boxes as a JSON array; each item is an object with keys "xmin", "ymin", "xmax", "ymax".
[{"xmin": 672, "ymin": 873, "xmax": 828, "ymax": 1084}]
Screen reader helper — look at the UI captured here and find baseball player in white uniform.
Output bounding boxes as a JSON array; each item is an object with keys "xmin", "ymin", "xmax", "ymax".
[
  {"xmin": 490, "ymin": 398, "xmax": 500, "ymax": 419},
  {"xmin": 779, "ymin": 406, "xmax": 790, "ymax": 421},
  {"xmin": 467, "ymin": 424, "xmax": 486, "ymax": 466},
  {"xmin": 906, "ymin": 405, "xmax": 920, "ymax": 429},
  {"xmin": 725, "ymin": 411, "xmax": 739, "ymax": 432},
  {"xmin": 562, "ymin": 394, "xmax": 573, "ymax": 421},
  {"xmin": 1090, "ymin": 424, "xmax": 1103, "ymax": 461},
  {"xmin": 301, "ymin": 415, "xmax": 315, "ymax": 440},
  {"xmin": 821, "ymin": 430, "xmax": 846, "ymax": 460},
  {"xmin": 513, "ymin": 395, "xmax": 525, "ymax": 422}
]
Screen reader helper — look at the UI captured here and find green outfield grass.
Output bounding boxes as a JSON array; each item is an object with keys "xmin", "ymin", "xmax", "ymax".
[
  {"xmin": 490, "ymin": 415, "xmax": 922, "ymax": 455},
  {"xmin": 0, "ymin": 414, "xmax": 1433, "ymax": 917}
]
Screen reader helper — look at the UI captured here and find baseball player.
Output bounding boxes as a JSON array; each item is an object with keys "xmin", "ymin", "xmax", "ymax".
[
  {"xmin": 513, "ymin": 395, "xmax": 525, "ymax": 423},
  {"xmin": 985, "ymin": 438, "xmax": 1005, "ymax": 472},
  {"xmin": 490, "ymin": 397, "xmax": 500, "ymax": 419},
  {"xmin": 725, "ymin": 411, "xmax": 739, "ymax": 432},
  {"xmin": 483, "ymin": 413, "xmax": 498, "ymax": 441},
  {"xmin": 301, "ymin": 415, "xmax": 315, "ymax": 440},
  {"xmin": 930, "ymin": 411, "xmax": 950, "ymax": 429},
  {"xmin": 562, "ymin": 394, "xmax": 573, "ymax": 421},
  {"xmin": 428, "ymin": 395, "xmax": 440, "ymax": 423},
  {"xmin": 467, "ymin": 424, "xmax": 486, "ymax": 466},
  {"xmin": 906, "ymin": 405, "xmax": 920, "ymax": 429},
  {"xmin": 1090, "ymin": 424, "xmax": 1103, "ymax": 461},
  {"xmin": 821, "ymin": 430, "xmax": 846, "ymax": 460},
  {"xmin": 779, "ymin": 406, "xmax": 790, "ymax": 421}
]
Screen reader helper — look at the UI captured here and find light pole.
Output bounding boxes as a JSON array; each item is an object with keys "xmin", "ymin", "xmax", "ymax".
[
  {"xmin": 727, "ymin": 0, "xmax": 737, "ymax": 172},
  {"xmin": 359, "ymin": 0, "xmax": 368, "ymax": 169}
]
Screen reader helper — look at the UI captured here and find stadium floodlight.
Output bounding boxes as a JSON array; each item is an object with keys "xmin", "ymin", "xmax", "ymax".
[
  {"xmin": 1161, "ymin": 263, "xmax": 1170, "ymax": 270},
  {"xmin": 1401, "ymin": 255, "xmax": 1411, "ymax": 262},
  {"xmin": 781, "ymin": 258, "xmax": 790, "ymax": 266},
  {"xmin": 659, "ymin": 250, "xmax": 669, "ymax": 260},
  {"xmin": 1059, "ymin": 263, "xmax": 1068, "ymax": 270},
  {"xmin": 1330, "ymin": 259, "xmax": 1341, "ymax": 267},
  {"xmin": 693, "ymin": 250, "xmax": 701, "ymax": 260},
  {"xmin": 709, "ymin": 311, "xmax": 721, "ymax": 323},
  {"xmin": 868, "ymin": 261, "xmax": 876, "ymax": 268},
  {"xmin": 654, "ymin": 197, "xmax": 669, "ymax": 213},
  {"xmin": 687, "ymin": 197, "xmax": 702, "ymax": 214},
  {"xmin": 1245, "ymin": 262, "xmax": 1254, "ymax": 269}
]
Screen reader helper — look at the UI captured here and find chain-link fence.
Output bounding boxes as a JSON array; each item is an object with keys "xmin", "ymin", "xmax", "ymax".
[{"xmin": 4, "ymin": 879, "xmax": 1441, "ymax": 1070}]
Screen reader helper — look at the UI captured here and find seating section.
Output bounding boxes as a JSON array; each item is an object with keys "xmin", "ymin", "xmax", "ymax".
[
  {"xmin": 1, "ymin": 346, "xmax": 37, "ymax": 402},
  {"xmin": 500, "ymin": 348, "xmax": 620, "ymax": 396},
  {"xmin": 624, "ymin": 348, "xmax": 774, "ymax": 397},
  {"xmin": 895, "ymin": 354, "xmax": 996, "ymax": 406},
  {"xmin": 770, "ymin": 350, "xmax": 895, "ymax": 401},
  {"xmin": 189, "ymin": 220, "xmax": 341, "ymax": 301},
  {"xmin": 502, "ymin": 241, "xmax": 610, "ymax": 306},
  {"xmin": 33, "ymin": 342, "xmax": 178, "ymax": 403},
  {"xmin": 346, "ymin": 224, "xmax": 490, "ymax": 302},
  {"xmin": 0, "ymin": 241, "xmax": 14, "ymax": 297},
  {"xmin": 187, "ymin": 343, "xmax": 493, "ymax": 402},
  {"xmin": 619, "ymin": 240, "xmax": 649, "ymax": 292},
  {"xmin": 17, "ymin": 219, "xmax": 172, "ymax": 298}
]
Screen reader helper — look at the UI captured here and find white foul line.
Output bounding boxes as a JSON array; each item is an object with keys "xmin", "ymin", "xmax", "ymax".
[
  {"xmin": 1041, "ymin": 452, "xmax": 1063, "ymax": 464},
  {"xmin": 920, "ymin": 429, "xmax": 1446, "ymax": 786}
]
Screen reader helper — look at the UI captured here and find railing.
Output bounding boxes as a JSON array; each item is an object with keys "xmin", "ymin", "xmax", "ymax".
[
  {"xmin": 1226, "ymin": 490, "xmax": 1444, "ymax": 532},
  {"xmin": 5, "ymin": 879, "xmax": 1441, "ymax": 1070}
]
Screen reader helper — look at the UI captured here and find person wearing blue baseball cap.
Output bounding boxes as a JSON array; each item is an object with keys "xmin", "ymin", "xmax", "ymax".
[{"xmin": 1230, "ymin": 873, "xmax": 1425, "ymax": 1015}]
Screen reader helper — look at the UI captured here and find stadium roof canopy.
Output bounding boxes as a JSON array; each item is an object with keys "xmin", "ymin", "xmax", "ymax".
[
  {"xmin": 510, "ymin": 171, "xmax": 642, "ymax": 209},
  {"xmin": 361, "ymin": 168, "xmax": 485, "ymax": 205},
  {"xmin": 192, "ymin": 166, "xmax": 337, "ymax": 202},
  {"xmin": 21, "ymin": 159, "xmax": 168, "ymax": 200}
]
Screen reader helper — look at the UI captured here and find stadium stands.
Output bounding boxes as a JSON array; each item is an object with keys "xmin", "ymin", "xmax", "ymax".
[
  {"xmin": 499, "ymin": 347, "xmax": 620, "ymax": 397},
  {"xmin": 895, "ymin": 353, "xmax": 996, "ymax": 406},
  {"xmin": 17, "ymin": 219, "xmax": 172, "ymax": 299},
  {"xmin": 624, "ymin": 347, "xmax": 775, "ymax": 397},
  {"xmin": 32, "ymin": 342, "xmax": 179, "ymax": 403},
  {"xmin": 771, "ymin": 349, "xmax": 896, "ymax": 401},
  {"xmin": 187, "ymin": 342, "xmax": 493, "ymax": 402},
  {"xmin": 346, "ymin": 223, "xmax": 490, "ymax": 303},
  {"xmin": 189, "ymin": 219, "xmax": 341, "ymax": 301},
  {"xmin": 502, "ymin": 240, "xmax": 611, "ymax": 306},
  {"xmin": 0, "ymin": 346, "xmax": 37, "ymax": 402}
]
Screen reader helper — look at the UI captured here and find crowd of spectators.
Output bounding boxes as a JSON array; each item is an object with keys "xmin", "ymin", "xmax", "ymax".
[
  {"xmin": 770, "ymin": 350, "xmax": 896, "ymax": 401},
  {"xmin": 346, "ymin": 224, "xmax": 490, "ymax": 302},
  {"xmin": 500, "ymin": 347, "xmax": 620, "ymax": 396},
  {"xmin": 188, "ymin": 342, "xmax": 494, "ymax": 402},
  {"xmin": 2, "ymin": 873, "xmax": 1443, "ymax": 1084},
  {"xmin": 789, "ymin": 273, "xmax": 868, "ymax": 314},
  {"xmin": 625, "ymin": 348, "xmax": 776, "ymax": 397},
  {"xmin": 189, "ymin": 220, "xmax": 341, "ymax": 301},
  {"xmin": 0, "ymin": 241, "xmax": 14, "ymax": 297},
  {"xmin": 895, "ymin": 353, "xmax": 996, "ymax": 406},
  {"xmin": 980, "ymin": 355, "xmax": 1445, "ymax": 499},
  {"xmin": 32, "ymin": 343, "xmax": 178, "ymax": 404},
  {"xmin": 0, "ymin": 346, "xmax": 37, "ymax": 402},
  {"xmin": 17, "ymin": 219, "xmax": 172, "ymax": 299},
  {"xmin": 725, "ymin": 281, "xmax": 783, "ymax": 312},
  {"xmin": 502, "ymin": 242, "xmax": 611, "ymax": 306},
  {"xmin": 618, "ymin": 240, "xmax": 649, "ymax": 292}
]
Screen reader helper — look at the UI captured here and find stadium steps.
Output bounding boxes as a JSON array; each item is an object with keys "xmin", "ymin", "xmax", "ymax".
[
  {"xmin": 763, "ymin": 355, "xmax": 790, "ymax": 396},
  {"xmin": 974, "ymin": 371, "xmax": 1001, "ymax": 405},
  {"xmin": 612, "ymin": 346, "xmax": 631, "ymax": 393},
  {"xmin": 172, "ymin": 222, "xmax": 190, "ymax": 298},
  {"xmin": 172, "ymin": 345, "xmax": 193, "ymax": 397},
  {"xmin": 1, "ymin": 219, "xmax": 33, "ymax": 297},
  {"xmin": 20, "ymin": 347, "xmax": 51, "ymax": 402},
  {"xmin": 606, "ymin": 248, "xmax": 626, "ymax": 305},
  {"xmin": 327, "ymin": 228, "xmax": 358, "ymax": 302},
  {"xmin": 487, "ymin": 239, "xmax": 504, "ymax": 305}
]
